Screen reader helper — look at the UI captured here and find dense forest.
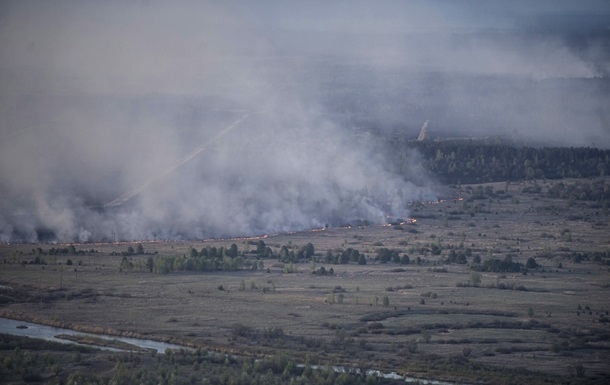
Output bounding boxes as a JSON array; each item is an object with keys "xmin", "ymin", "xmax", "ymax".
[{"xmin": 389, "ymin": 139, "xmax": 610, "ymax": 184}]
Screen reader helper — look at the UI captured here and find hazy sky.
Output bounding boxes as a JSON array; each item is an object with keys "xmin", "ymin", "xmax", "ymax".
[
  {"xmin": 0, "ymin": 0, "xmax": 608, "ymax": 242},
  {"xmin": 2, "ymin": 1, "xmax": 608, "ymax": 94}
]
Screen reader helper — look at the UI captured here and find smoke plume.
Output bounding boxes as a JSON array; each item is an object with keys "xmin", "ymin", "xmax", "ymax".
[{"xmin": 0, "ymin": 1, "xmax": 608, "ymax": 242}]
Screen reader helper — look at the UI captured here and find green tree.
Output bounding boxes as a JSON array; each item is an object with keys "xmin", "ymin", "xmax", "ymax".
[
  {"xmin": 256, "ymin": 240, "xmax": 266, "ymax": 256},
  {"xmin": 470, "ymin": 272, "xmax": 482, "ymax": 287},
  {"xmin": 227, "ymin": 243, "xmax": 239, "ymax": 258},
  {"xmin": 358, "ymin": 254, "xmax": 367, "ymax": 265},
  {"xmin": 298, "ymin": 243, "xmax": 315, "ymax": 259},
  {"xmin": 136, "ymin": 243, "xmax": 144, "ymax": 255},
  {"xmin": 145, "ymin": 257, "xmax": 154, "ymax": 272},
  {"xmin": 382, "ymin": 295, "xmax": 390, "ymax": 307},
  {"xmin": 525, "ymin": 257, "xmax": 538, "ymax": 269},
  {"xmin": 119, "ymin": 257, "xmax": 132, "ymax": 272},
  {"xmin": 284, "ymin": 263, "xmax": 295, "ymax": 274},
  {"xmin": 279, "ymin": 246, "xmax": 291, "ymax": 262}
]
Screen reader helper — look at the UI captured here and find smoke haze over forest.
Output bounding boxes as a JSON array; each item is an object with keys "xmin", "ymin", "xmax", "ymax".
[{"xmin": 1, "ymin": 1, "xmax": 609, "ymax": 242}]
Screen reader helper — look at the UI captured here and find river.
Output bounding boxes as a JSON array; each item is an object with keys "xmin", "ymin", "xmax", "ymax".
[
  {"xmin": 1, "ymin": 317, "xmax": 463, "ymax": 384},
  {"xmin": 0, "ymin": 317, "xmax": 188, "ymax": 353}
]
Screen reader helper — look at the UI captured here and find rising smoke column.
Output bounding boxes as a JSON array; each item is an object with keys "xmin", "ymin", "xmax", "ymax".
[
  {"xmin": 0, "ymin": 1, "xmax": 434, "ymax": 242},
  {"xmin": 0, "ymin": 96, "xmax": 430, "ymax": 242},
  {"xmin": 99, "ymin": 98, "xmax": 431, "ymax": 241},
  {"xmin": 2, "ymin": 1, "xmax": 607, "ymax": 242}
]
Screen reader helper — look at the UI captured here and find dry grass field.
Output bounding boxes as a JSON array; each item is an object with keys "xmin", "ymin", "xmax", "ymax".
[{"xmin": 1, "ymin": 178, "xmax": 609, "ymax": 384}]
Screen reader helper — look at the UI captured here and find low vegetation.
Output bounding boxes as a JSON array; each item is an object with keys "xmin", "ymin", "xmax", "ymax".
[{"xmin": 1, "ymin": 176, "xmax": 609, "ymax": 384}]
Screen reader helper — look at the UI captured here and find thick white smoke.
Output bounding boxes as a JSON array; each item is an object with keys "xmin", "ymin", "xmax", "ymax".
[
  {"xmin": 1, "ymin": 96, "xmax": 429, "ymax": 242},
  {"xmin": 0, "ymin": 0, "xmax": 608, "ymax": 242},
  {"xmin": 0, "ymin": 1, "xmax": 434, "ymax": 242}
]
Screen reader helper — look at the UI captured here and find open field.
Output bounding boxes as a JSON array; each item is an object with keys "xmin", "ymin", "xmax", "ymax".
[{"xmin": 1, "ymin": 178, "xmax": 609, "ymax": 384}]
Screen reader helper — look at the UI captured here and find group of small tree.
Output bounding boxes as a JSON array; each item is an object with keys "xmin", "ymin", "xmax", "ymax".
[
  {"xmin": 312, "ymin": 266, "xmax": 334, "ymax": 275},
  {"xmin": 112, "ymin": 243, "xmax": 147, "ymax": 256},
  {"xmin": 324, "ymin": 247, "xmax": 367, "ymax": 265},
  {"xmin": 277, "ymin": 243, "xmax": 314, "ymax": 263},
  {"xmin": 35, "ymin": 245, "xmax": 95, "ymax": 256},
  {"xmin": 472, "ymin": 255, "xmax": 527, "ymax": 273},
  {"xmin": 547, "ymin": 180, "xmax": 610, "ymax": 202},
  {"xmin": 569, "ymin": 251, "xmax": 610, "ymax": 265},
  {"xmin": 191, "ymin": 243, "xmax": 239, "ymax": 259},
  {"xmin": 444, "ymin": 248, "xmax": 471, "ymax": 264},
  {"xmin": 150, "ymin": 254, "xmax": 258, "ymax": 274},
  {"xmin": 253, "ymin": 241, "xmax": 315, "ymax": 262},
  {"xmin": 375, "ymin": 248, "xmax": 409, "ymax": 264}
]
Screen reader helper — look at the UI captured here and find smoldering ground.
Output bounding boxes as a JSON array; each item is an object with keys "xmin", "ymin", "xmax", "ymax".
[
  {"xmin": 0, "ymin": 1, "xmax": 608, "ymax": 242},
  {"xmin": 0, "ymin": 93, "xmax": 431, "ymax": 242}
]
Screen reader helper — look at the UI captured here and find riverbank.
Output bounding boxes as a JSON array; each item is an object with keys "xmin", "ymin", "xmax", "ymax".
[
  {"xmin": 0, "ymin": 317, "xmax": 189, "ymax": 353},
  {"xmin": 0, "ymin": 310, "xmax": 195, "ymax": 347}
]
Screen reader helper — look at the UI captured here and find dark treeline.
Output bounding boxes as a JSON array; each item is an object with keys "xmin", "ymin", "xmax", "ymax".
[
  {"xmin": 32, "ymin": 245, "xmax": 97, "ymax": 256},
  {"xmin": 390, "ymin": 139, "xmax": 610, "ymax": 184},
  {"xmin": 145, "ymin": 244, "xmax": 254, "ymax": 274},
  {"xmin": 121, "ymin": 240, "xmax": 423, "ymax": 275}
]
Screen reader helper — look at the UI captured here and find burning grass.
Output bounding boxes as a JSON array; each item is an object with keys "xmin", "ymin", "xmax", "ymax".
[{"xmin": 1, "ymin": 178, "xmax": 609, "ymax": 383}]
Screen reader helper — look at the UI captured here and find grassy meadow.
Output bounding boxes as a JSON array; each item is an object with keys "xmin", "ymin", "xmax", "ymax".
[{"xmin": 1, "ymin": 178, "xmax": 609, "ymax": 384}]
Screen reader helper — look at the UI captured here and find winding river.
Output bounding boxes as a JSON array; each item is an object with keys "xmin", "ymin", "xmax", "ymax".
[
  {"xmin": 0, "ymin": 317, "xmax": 187, "ymax": 353},
  {"xmin": 1, "ymin": 317, "xmax": 462, "ymax": 384}
]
